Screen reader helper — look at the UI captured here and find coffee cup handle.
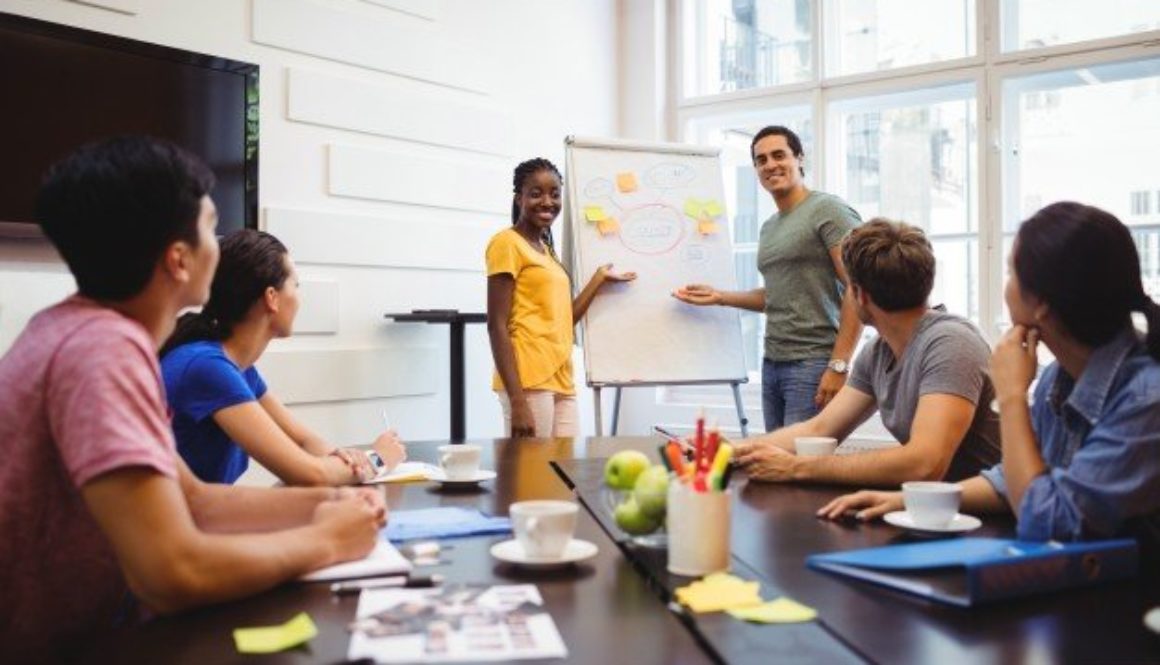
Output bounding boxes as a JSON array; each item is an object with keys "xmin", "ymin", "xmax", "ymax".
[
  {"xmin": 526, "ymin": 517, "xmax": 542, "ymax": 546},
  {"xmin": 440, "ymin": 452, "xmax": 452, "ymax": 467}
]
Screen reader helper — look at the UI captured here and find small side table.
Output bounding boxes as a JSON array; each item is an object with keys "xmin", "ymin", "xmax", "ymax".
[{"xmin": 384, "ymin": 310, "xmax": 487, "ymax": 441}]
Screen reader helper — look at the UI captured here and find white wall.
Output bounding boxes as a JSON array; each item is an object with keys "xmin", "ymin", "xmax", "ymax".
[{"xmin": 0, "ymin": 0, "xmax": 620, "ymax": 465}]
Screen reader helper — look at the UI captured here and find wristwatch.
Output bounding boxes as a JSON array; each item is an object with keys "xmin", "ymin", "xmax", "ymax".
[{"xmin": 827, "ymin": 359, "xmax": 849, "ymax": 374}]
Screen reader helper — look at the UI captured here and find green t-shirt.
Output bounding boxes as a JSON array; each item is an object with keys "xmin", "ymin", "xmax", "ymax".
[{"xmin": 757, "ymin": 191, "xmax": 861, "ymax": 361}]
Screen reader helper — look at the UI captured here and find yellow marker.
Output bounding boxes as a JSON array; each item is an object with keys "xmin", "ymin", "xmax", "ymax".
[
  {"xmin": 234, "ymin": 612, "xmax": 318, "ymax": 654},
  {"xmin": 708, "ymin": 443, "xmax": 733, "ymax": 490},
  {"xmin": 584, "ymin": 205, "xmax": 607, "ymax": 222},
  {"xmin": 616, "ymin": 172, "xmax": 638, "ymax": 193}
]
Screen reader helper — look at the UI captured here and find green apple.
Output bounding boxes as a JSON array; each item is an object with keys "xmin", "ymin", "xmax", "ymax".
[
  {"xmin": 633, "ymin": 465, "xmax": 669, "ymax": 519},
  {"xmin": 614, "ymin": 497, "xmax": 661, "ymax": 535},
  {"xmin": 604, "ymin": 450, "xmax": 651, "ymax": 490}
]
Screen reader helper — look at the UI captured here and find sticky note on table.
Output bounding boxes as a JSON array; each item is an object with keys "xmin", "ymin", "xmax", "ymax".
[
  {"xmin": 683, "ymin": 199, "xmax": 705, "ymax": 219},
  {"xmin": 704, "ymin": 199, "xmax": 724, "ymax": 217},
  {"xmin": 674, "ymin": 573, "xmax": 763, "ymax": 613},
  {"xmin": 234, "ymin": 612, "xmax": 318, "ymax": 654},
  {"xmin": 727, "ymin": 597, "xmax": 818, "ymax": 624},
  {"xmin": 597, "ymin": 217, "xmax": 620, "ymax": 236},
  {"xmin": 583, "ymin": 205, "xmax": 607, "ymax": 222},
  {"xmin": 616, "ymin": 172, "xmax": 638, "ymax": 193}
]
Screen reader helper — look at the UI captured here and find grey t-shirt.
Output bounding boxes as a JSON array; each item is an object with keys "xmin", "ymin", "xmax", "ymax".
[
  {"xmin": 847, "ymin": 309, "xmax": 1001, "ymax": 481},
  {"xmin": 758, "ymin": 191, "xmax": 861, "ymax": 361}
]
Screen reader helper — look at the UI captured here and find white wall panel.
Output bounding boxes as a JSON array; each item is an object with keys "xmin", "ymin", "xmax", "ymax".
[
  {"xmin": 294, "ymin": 279, "xmax": 340, "ymax": 334},
  {"xmin": 66, "ymin": 0, "xmax": 138, "ymax": 15},
  {"xmin": 287, "ymin": 68, "xmax": 513, "ymax": 157},
  {"xmin": 360, "ymin": 0, "xmax": 441, "ymax": 21},
  {"xmin": 265, "ymin": 207, "xmax": 494, "ymax": 271},
  {"xmin": 252, "ymin": 0, "xmax": 488, "ymax": 93},
  {"xmin": 257, "ymin": 347, "xmax": 438, "ymax": 404},
  {"xmin": 327, "ymin": 144, "xmax": 509, "ymax": 214}
]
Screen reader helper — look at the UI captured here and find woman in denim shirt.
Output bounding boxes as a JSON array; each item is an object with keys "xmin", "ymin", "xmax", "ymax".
[{"xmin": 820, "ymin": 202, "xmax": 1160, "ymax": 551}]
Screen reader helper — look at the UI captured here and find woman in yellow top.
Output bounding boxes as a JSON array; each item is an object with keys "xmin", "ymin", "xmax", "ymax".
[{"xmin": 486, "ymin": 158, "xmax": 635, "ymax": 437}]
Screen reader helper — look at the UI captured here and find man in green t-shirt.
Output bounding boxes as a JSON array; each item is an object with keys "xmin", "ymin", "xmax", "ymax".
[{"xmin": 674, "ymin": 126, "xmax": 863, "ymax": 431}]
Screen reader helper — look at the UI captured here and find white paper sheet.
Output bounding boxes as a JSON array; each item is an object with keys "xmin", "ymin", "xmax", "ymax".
[
  {"xmin": 298, "ymin": 540, "xmax": 412, "ymax": 582},
  {"xmin": 363, "ymin": 461, "xmax": 442, "ymax": 485}
]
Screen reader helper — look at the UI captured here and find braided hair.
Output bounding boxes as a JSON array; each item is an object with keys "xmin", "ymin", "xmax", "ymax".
[{"xmin": 511, "ymin": 157, "xmax": 563, "ymax": 261}]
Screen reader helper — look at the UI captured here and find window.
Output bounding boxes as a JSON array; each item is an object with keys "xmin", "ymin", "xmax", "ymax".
[
  {"xmin": 1131, "ymin": 191, "xmax": 1153, "ymax": 216},
  {"xmin": 683, "ymin": 0, "xmax": 814, "ymax": 96},
  {"xmin": 824, "ymin": 0, "xmax": 977, "ymax": 77},
  {"xmin": 672, "ymin": 0, "xmax": 1160, "ymax": 413},
  {"xmin": 830, "ymin": 83, "xmax": 979, "ymax": 318},
  {"xmin": 1002, "ymin": 56, "xmax": 1160, "ymax": 303},
  {"xmin": 1000, "ymin": 0, "xmax": 1160, "ymax": 52}
]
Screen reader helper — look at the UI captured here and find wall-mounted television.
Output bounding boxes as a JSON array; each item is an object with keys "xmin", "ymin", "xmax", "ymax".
[{"xmin": 0, "ymin": 12, "xmax": 258, "ymax": 237}]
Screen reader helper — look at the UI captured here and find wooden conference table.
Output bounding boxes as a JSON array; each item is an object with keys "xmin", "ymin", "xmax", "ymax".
[{"xmin": 91, "ymin": 438, "xmax": 1160, "ymax": 664}]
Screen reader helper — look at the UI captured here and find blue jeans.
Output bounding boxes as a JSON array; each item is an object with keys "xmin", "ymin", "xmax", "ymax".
[{"xmin": 761, "ymin": 358, "xmax": 828, "ymax": 432}]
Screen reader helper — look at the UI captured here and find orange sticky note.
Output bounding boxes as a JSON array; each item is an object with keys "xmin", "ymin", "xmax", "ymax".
[
  {"xmin": 616, "ymin": 172, "xmax": 638, "ymax": 193},
  {"xmin": 597, "ymin": 217, "xmax": 620, "ymax": 236},
  {"xmin": 698, "ymin": 219, "xmax": 720, "ymax": 235}
]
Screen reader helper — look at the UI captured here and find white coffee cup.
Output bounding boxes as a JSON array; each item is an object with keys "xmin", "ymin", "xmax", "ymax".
[
  {"xmin": 510, "ymin": 500, "xmax": 578, "ymax": 559},
  {"xmin": 901, "ymin": 481, "xmax": 962, "ymax": 528},
  {"xmin": 438, "ymin": 444, "xmax": 481, "ymax": 480},
  {"xmin": 794, "ymin": 436, "xmax": 839, "ymax": 457}
]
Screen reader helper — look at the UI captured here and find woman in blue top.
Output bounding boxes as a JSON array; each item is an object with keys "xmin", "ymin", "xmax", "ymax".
[
  {"xmin": 161, "ymin": 230, "xmax": 405, "ymax": 485},
  {"xmin": 820, "ymin": 202, "xmax": 1160, "ymax": 551}
]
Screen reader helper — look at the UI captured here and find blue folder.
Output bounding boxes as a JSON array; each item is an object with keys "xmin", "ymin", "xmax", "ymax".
[
  {"xmin": 383, "ymin": 507, "xmax": 512, "ymax": 543},
  {"xmin": 806, "ymin": 538, "xmax": 1138, "ymax": 607}
]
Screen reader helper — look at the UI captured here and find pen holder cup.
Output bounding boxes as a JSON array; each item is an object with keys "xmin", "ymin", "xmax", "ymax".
[{"xmin": 666, "ymin": 482, "xmax": 732, "ymax": 576}]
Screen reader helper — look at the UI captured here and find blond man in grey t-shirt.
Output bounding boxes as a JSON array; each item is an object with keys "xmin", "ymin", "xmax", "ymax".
[{"xmin": 734, "ymin": 220, "xmax": 1001, "ymax": 486}]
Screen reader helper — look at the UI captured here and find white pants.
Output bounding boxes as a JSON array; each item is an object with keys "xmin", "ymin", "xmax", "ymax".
[{"xmin": 497, "ymin": 390, "xmax": 578, "ymax": 437}]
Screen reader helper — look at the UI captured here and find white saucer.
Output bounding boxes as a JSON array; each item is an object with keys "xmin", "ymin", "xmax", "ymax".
[
  {"xmin": 489, "ymin": 538, "xmax": 598, "ymax": 569},
  {"xmin": 884, "ymin": 510, "xmax": 982, "ymax": 535},
  {"xmin": 428, "ymin": 469, "xmax": 497, "ymax": 485}
]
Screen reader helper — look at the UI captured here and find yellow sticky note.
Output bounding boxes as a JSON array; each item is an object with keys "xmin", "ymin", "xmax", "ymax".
[
  {"xmin": 704, "ymin": 199, "xmax": 724, "ymax": 217},
  {"xmin": 597, "ymin": 217, "xmax": 620, "ymax": 236},
  {"xmin": 616, "ymin": 172, "xmax": 638, "ymax": 193},
  {"xmin": 698, "ymin": 219, "xmax": 720, "ymax": 236},
  {"xmin": 583, "ymin": 205, "xmax": 607, "ymax": 222},
  {"xmin": 234, "ymin": 612, "xmax": 318, "ymax": 654},
  {"xmin": 683, "ymin": 199, "xmax": 704, "ymax": 219},
  {"xmin": 674, "ymin": 573, "xmax": 763, "ymax": 613},
  {"xmin": 727, "ymin": 597, "xmax": 818, "ymax": 624}
]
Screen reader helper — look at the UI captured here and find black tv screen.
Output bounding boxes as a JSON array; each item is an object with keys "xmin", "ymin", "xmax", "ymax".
[{"xmin": 0, "ymin": 12, "xmax": 258, "ymax": 236}]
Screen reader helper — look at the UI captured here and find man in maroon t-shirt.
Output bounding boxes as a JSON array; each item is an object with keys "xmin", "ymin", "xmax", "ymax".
[{"xmin": 0, "ymin": 137, "xmax": 386, "ymax": 662}]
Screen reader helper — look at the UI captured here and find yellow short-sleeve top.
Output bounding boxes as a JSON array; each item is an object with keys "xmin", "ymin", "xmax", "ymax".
[{"xmin": 485, "ymin": 228, "xmax": 574, "ymax": 395}]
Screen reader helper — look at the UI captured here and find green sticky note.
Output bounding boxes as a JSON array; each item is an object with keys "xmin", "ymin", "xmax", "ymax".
[
  {"xmin": 234, "ymin": 611, "xmax": 318, "ymax": 654},
  {"xmin": 683, "ymin": 199, "xmax": 704, "ymax": 218},
  {"xmin": 727, "ymin": 597, "xmax": 818, "ymax": 624},
  {"xmin": 704, "ymin": 199, "xmax": 724, "ymax": 217}
]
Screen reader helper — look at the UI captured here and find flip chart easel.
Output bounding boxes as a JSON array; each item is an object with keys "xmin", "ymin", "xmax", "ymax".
[{"xmin": 563, "ymin": 136, "xmax": 750, "ymax": 436}]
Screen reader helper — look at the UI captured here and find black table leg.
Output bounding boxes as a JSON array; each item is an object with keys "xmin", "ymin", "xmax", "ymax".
[{"xmin": 450, "ymin": 320, "xmax": 466, "ymax": 442}]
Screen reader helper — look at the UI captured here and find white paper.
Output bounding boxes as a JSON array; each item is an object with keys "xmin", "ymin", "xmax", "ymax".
[
  {"xmin": 363, "ymin": 461, "xmax": 442, "ymax": 485},
  {"xmin": 299, "ymin": 541, "xmax": 412, "ymax": 582},
  {"xmin": 347, "ymin": 584, "xmax": 568, "ymax": 662}
]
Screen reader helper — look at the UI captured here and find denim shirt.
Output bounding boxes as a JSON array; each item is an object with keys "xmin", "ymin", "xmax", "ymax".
[{"xmin": 980, "ymin": 326, "xmax": 1160, "ymax": 546}]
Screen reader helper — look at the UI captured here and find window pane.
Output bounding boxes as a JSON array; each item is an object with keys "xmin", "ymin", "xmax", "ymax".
[
  {"xmin": 830, "ymin": 83, "xmax": 979, "ymax": 320},
  {"xmin": 683, "ymin": 0, "xmax": 814, "ymax": 96},
  {"xmin": 826, "ymin": 0, "xmax": 976, "ymax": 77},
  {"xmin": 1000, "ymin": 0, "xmax": 1160, "ymax": 52},
  {"xmin": 1002, "ymin": 57, "xmax": 1160, "ymax": 303}
]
